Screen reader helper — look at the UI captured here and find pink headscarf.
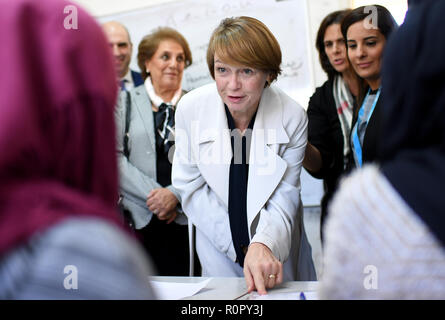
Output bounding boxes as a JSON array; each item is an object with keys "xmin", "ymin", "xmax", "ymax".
[{"xmin": 0, "ymin": 0, "xmax": 124, "ymax": 256}]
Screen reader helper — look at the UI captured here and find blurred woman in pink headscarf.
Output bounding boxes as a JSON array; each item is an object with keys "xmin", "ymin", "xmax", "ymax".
[{"xmin": 0, "ymin": 0, "xmax": 155, "ymax": 299}]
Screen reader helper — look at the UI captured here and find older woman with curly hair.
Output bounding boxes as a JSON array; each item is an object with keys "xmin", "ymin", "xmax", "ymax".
[{"xmin": 116, "ymin": 27, "xmax": 194, "ymax": 276}]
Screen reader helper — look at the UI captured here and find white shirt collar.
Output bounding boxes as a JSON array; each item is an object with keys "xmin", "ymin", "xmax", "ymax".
[
  {"xmin": 144, "ymin": 76, "xmax": 182, "ymax": 107},
  {"xmin": 121, "ymin": 69, "xmax": 133, "ymax": 84},
  {"xmin": 120, "ymin": 69, "xmax": 135, "ymax": 91}
]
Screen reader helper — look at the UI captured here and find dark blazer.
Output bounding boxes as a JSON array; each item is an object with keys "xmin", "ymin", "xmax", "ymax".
[
  {"xmin": 306, "ymin": 79, "xmax": 356, "ymax": 231},
  {"xmin": 131, "ymin": 70, "xmax": 144, "ymax": 87}
]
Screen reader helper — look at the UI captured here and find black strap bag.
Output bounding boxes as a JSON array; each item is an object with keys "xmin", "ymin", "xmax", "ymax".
[{"xmin": 117, "ymin": 90, "xmax": 135, "ymax": 229}]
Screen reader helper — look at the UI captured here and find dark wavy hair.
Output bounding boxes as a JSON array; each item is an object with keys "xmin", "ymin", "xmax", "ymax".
[
  {"xmin": 341, "ymin": 5, "xmax": 398, "ymax": 105},
  {"xmin": 341, "ymin": 5, "xmax": 398, "ymax": 42},
  {"xmin": 316, "ymin": 9, "xmax": 352, "ymax": 80}
]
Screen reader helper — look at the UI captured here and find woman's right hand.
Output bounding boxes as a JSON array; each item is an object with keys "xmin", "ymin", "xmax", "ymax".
[
  {"xmin": 243, "ymin": 242, "xmax": 283, "ymax": 295},
  {"xmin": 146, "ymin": 188, "xmax": 178, "ymax": 222}
]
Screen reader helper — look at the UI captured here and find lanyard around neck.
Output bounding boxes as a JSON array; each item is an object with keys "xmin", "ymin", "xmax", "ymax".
[{"xmin": 352, "ymin": 87, "xmax": 381, "ymax": 167}]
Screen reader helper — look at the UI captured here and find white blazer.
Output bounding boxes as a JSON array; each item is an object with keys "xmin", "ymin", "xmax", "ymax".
[{"xmin": 172, "ymin": 83, "xmax": 316, "ymax": 280}]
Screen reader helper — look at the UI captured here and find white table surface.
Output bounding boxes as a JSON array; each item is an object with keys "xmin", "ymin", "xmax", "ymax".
[{"xmin": 149, "ymin": 276, "xmax": 318, "ymax": 300}]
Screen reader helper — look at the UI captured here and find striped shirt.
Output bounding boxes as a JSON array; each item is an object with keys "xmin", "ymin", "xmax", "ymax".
[
  {"xmin": 0, "ymin": 218, "xmax": 157, "ymax": 299},
  {"xmin": 319, "ymin": 166, "xmax": 445, "ymax": 299}
]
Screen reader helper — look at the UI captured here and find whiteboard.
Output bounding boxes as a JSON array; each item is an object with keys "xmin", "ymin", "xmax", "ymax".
[{"xmin": 99, "ymin": 0, "xmax": 323, "ymax": 206}]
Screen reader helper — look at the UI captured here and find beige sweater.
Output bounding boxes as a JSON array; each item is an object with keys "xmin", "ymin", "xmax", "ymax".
[{"xmin": 318, "ymin": 165, "xmax": 445, "ymax": 299}]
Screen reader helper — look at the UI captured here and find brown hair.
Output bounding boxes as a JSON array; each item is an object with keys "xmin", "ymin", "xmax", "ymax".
[
  {"xmin": 316, "ymin": 9, "xmax": 352, "ymax": 81},
  {"xmin": 137, "ymin": 27, "xmax": 192, "ymax": 80},
  {"xmin": 206, "ymin": 16, "xmax": 282, "ymax": 84},
  {"xmin": 341, "ymin": 5, "xmax": 398, "ymax": 105}
]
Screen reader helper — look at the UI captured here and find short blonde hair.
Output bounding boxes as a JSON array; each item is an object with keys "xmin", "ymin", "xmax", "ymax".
[
  {"xmin": 137, "ymin": 27, "xmax": 192, "ymax": 80},
  {"xmin": 206, "ymin": 16, "xmax": 282, "ymax": 84}
]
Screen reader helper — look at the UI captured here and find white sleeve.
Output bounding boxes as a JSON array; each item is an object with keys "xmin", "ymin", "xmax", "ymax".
[
  {"xmin": 251, "ymin": 107, "xmax": 308, "ymax": 262},
  {"xmin": 172, "ymin": 104, "xmax": 234, "ymax": 258}
]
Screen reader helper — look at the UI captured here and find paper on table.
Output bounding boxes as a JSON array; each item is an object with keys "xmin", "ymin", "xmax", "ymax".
[
  {"xmin": 149, "ymin": 278, "xmax": 212, "ymax": 300},
  {"xmin": 247, "ymin": 291, "xmax": 318, "ymax": 300}
]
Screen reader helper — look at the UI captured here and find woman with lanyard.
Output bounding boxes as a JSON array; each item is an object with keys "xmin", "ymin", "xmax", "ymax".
[
  {"xmin": 341, "ymin": 5, "xmax": 397, "ymax": 168},
  {"xmin": 319, "ymin": 0, "xmax": 445, "ymax": 298},
  {"xmin": 303, "ymin": 9, "xmax": 361, "ymax": 242}
]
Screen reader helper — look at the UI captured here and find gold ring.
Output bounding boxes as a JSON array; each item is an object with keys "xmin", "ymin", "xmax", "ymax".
[{"xmin": 268, "ymin": 274, "xmax": 276, "ymax": 279}]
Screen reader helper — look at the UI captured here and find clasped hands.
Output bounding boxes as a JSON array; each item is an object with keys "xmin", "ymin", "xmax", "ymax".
[
  {"xmin": 146, "ymin": 188, "xmax": 178, "ymax": 224},
  {"xmin": 243, "ymin": 242, "xmax": 283, "ymax": 295}
]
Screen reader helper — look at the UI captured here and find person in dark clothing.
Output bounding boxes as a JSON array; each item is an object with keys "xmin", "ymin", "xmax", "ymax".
[
  {"xmin": 303, "ymin": 10, "xmax": 360, "ymax": 241},
  {"xmin": 102, "ymin": 21, "xmax": 144, "ymax": 91},
  {"xmin": 341, "ymin": 5, "xmax": 397, "ymax": 168},
  {"xmin": 319, "ymin": 0, "xmax": 445, "ymax": 298}
]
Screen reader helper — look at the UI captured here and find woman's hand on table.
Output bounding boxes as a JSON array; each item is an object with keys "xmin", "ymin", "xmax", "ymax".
[{"xmin": 243, "ymin": 242, "xmax": 283, "ymax": 295}]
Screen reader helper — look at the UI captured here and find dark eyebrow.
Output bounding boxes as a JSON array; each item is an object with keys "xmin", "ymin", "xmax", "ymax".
[
  {"xmin": 347, "ymin": 36, "xmax": 378, "ymax": 43},
  {"xmin": 325, "ymin": 38, "xmax": 344, "ymax": 44}
]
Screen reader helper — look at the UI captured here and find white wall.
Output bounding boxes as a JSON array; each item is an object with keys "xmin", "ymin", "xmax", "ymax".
[
  {"xmin": 73, "ymin": 0, "xmax": 178, "ymax": 17},
  {"xmin": 74, "ymin": 0, "xmax": 351, "ymax": 91}
]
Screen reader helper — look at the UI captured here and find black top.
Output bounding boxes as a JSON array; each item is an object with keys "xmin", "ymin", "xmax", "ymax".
[
  {"xmin": 380, "ymin": 0, "xmax": 445, "ymax": 246},
  {"xmin": 351, "ymin": 91, "xmax": 383, "ymax": 166},
  {"xmin": 307, "ymin": 79, "xmax": 383, "ymax": 233},
  {"xmin": 151, "ymin": 92, "xmax": 187, "ymax": 188},
  {"xmin": 153, "ymin": 106, "xmax": 174, "ymax": 187},
  {"xmin": 306, "ymin": 79, "xmax": 356, "ymax": 229},
  {"xmin": 225, "ymin": 105, "xmax": 257, "ymax": 267},
  {"xmin": 155, "ymin": 143, "xmax": 172, "ymax": 187}
]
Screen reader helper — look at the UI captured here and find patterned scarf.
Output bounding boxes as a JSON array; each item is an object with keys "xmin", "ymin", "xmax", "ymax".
[
  {"xmin": 144, "ymin": 77, "xmax": 182, "ymax": 156},
  {"xmin": 332, "ymin": 75, "xmax": 355, "ymax": 163},
  {"xmin": 154, "ymin": 102, "xmax": 175, "ymax": 155}
]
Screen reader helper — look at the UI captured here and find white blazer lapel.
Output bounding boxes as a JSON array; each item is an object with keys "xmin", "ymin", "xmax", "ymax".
[
  {"xmin": 196, "ymin": 97, "xmax": 232, "ymax": 209},
  {"xmin": 133, "ymin": 86, "xmax": 156, "ymax": 152},
  {"xmin": 246, "ymin": 87, "xmax": 289, "ymax": 235}
]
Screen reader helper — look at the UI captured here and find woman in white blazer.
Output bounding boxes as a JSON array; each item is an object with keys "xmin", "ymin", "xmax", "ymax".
[{"xmin": 172, "ymin": 16, "xmax": 316, "ymax": 294}]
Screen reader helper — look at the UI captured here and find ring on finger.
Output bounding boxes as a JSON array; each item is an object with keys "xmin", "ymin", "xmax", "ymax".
[{"xmin": 268, "ymin": 274, "xmax": 276, "ymax": 279}]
